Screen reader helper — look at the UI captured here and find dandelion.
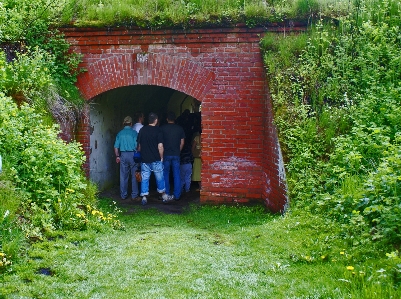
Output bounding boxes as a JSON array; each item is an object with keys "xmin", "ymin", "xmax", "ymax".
[
  {"xmin": 346, "ymin": 266, "xmax": 354, "ymax": 271},
  {"xmin": 340, "ymin": 251, "xmax": 345, "ymax": 255}
]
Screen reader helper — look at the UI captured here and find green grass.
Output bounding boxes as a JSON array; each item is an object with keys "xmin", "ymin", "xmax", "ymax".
[
  {"xmin": 1, "ymin": 201, "xmax": 400, "ymax": 298},
  {"xmin": 57, "ymin": 0, "xmax": 352, "ymax": 28}
]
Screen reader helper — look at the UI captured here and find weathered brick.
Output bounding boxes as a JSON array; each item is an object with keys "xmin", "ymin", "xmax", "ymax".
[{"xmin": 57, "ymin": 26, "xmax": 305, "ymax": 212}]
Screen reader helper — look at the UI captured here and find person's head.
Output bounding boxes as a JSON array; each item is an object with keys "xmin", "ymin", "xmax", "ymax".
[
  {"xmin": 167, "ymin": 111, "xmax": 176, "ymax": 123},
  {"xmin": 123, "ymin": 116, "xmax": 132, "ymax": 126},
  {"xmin": 134, "ymin": 111, "xmax": 144, "ymax": 124},
  {"xmin": 148, "ymin": 112, "xmax": 158, "ymax": 125}
]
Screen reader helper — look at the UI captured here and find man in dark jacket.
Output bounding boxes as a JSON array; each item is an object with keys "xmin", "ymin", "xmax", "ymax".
[{"xmin": 161, "ymin": 111, "xmax": 185, "ymax": 200}]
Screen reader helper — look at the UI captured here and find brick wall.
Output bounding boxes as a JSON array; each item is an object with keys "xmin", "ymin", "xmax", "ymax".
[{"xmin": 62, "ymin": 25, "xmax": 304, "ymax": 212}]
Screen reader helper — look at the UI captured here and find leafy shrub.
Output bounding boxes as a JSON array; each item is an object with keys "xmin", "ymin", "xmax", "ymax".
[
  {"xmin": 0, "ymin": 94, "xmax": 122, "ymax": 239},
  {"xmin": 361, "ymin": 139, "xmax": 401, "ymax": 242},
  {"xmin": 0, "ymin": 0, "xmax": 84, "ymax": 113},
  {"xmin": 262, "ymin": 0, "xmax": 401, "ymax": 245}
]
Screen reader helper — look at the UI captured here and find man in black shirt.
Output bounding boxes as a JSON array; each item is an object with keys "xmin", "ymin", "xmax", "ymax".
[
  {"xmin": 137, "ymin": 112, "xmax": 172, "ymax": 205},
  {"xmin": 161, "ymin": 111, "xmax": 185, "ymax": 200}
]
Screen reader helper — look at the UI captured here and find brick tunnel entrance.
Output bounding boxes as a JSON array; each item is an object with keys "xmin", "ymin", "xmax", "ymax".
[
  {"xmin": 63, "ymin": 25, "xmax": 293, "ymax": 212},
  {"xmin": 89, "ymin": 85, "xmax": 200, "ymax": 190}
]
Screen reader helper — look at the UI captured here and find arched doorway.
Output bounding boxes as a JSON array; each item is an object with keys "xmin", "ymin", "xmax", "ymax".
[{"xmin": 88, "ymin": 85, "xmax": 200, "ymax": 191}]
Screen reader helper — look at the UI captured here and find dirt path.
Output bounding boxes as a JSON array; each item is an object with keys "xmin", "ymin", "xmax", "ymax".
[{"xmin": 99, "ymin": 184, "xmax": 200, "ymax": 214}]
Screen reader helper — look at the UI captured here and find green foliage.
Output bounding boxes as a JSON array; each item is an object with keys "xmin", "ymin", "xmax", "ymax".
[
  {"xmin": 0, "ymin": 173, "xmax": 25, "ymax": 273},
  {"xmin": 262, "ymin": 0, "xmax": 401, "ymax": 245},
  {"xmin": 0, "ymin": 0, "xmax": 84, "ymax": 111},
  {"xmin": 56, "ymin": 0, "xmax": 355, "ymax": 28},
  {"xmin": 0, "ymin": 49, "xmax": 53, "ymax": 106},
  {"xmin": 0, "ymin": 0, "xmax": 62, "ymax": 42},
  {"xmin": 0, "ymin": 95, "xmax": 122, "ymax": 241}
]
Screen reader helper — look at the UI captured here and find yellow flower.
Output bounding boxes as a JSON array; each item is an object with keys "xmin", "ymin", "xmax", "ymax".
[
  {"xmin": 340, "ymin": 251, "xmax": 345, "ymax": 255},
  {"xmin": 346, "ymin": 266, "xmax": 354, "ymax": 271},
  {"xmin": 386, "ymin": 251, "xmax": 398, "ymax": 259}
]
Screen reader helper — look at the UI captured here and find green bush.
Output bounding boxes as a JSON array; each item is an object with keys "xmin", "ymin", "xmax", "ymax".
[
  {"xmin": 0, "ymin": 94, "xmax": 122, "ymax": 240},
  {"xmin": 0, "ymin": 0, "xmax": 84, "ymax": 113},
  {"xmin": 262, "ymin": 0, "xmax": 401, "ymax": 245}
]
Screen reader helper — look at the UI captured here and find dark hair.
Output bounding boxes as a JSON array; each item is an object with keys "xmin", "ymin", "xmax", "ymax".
[
  {"xmin": 167, "ymin": 111, "xmax": 176, "ymax": 121},
  {"xmin": 133, "ymin": 111, "xmax": 144, "ymax": 122},
  {"xmin": 148, "ymin": 112, "xmax": 158, "ymax": 124}
]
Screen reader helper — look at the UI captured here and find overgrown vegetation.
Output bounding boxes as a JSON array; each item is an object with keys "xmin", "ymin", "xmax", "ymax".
[
  {"xmin": 58, "ymin": 0, "xmax": 351, "ymax": 29},
  {"xmin": 0, "ymin": 0, "xmax": 121, "ymax": 275},
  {"xmin": 1, "ymin": 0, "xmax": 401, "ymax": 296},
  {"xmin": 261, "ymin": 0, "xmax": 401, "ymax": 246}
]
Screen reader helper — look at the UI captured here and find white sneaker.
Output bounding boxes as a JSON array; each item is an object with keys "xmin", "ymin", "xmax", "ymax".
[
  {"xmin": 141, "ymin": 196, "xmax": 147, "ymax": 205},
  {"xmin": 162, "ymin": 194, "xmax": 173, "ymax": 203}
]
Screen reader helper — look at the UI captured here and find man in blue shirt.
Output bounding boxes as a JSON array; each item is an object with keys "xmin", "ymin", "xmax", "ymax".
[{"xmin": 114, "ymin": 116, "xmax": 139, "ymax": 200}]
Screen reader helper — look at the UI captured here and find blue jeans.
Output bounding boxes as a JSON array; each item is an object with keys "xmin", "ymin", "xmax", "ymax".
[
  {"xmin": 180, "ymin": 163, "xmax": 192, "ymax": 192},
  {"xmin": 120, "ymin": 151, "xmax": 139, "ymax": 199},
  {"xmin": 163, "ymin": 156, "xmax": 181, "ymax": 198},
  {"xmin": 140, "ymin": 161, "xmax": 165, "ymax": 196}
]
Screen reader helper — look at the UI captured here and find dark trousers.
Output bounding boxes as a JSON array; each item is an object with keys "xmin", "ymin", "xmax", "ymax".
[
  {"xmin": 120, "ymin": 151, "xmax": 139, "ymax": 199},
  {"xmin": 163, "ymin": 155, "xmax": 181, "ymax": 199}
]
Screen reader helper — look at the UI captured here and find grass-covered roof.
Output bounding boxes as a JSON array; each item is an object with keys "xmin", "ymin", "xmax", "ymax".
[{"xmin": 58, "ymin": 0, "xmax": 351, "ymax": 29}]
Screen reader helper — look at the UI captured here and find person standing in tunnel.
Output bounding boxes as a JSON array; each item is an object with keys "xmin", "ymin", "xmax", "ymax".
[
  {"xmin": 137, "ymin": 112, "xmax": 172, "ymax": 205},
  {"xmin": 114, "ymin": 116, "xmax": 139, "ymax": 200},
  {"xmin": 161, "ymin": 111, "xmax": 185, "ymax": 201},
  {"xmin": 132, "ymin": 111, "xmax": 144, "ymax": 195},
  {"xmin": 132, "ymin": 111, "xmax": 144, "ymax": 133}
]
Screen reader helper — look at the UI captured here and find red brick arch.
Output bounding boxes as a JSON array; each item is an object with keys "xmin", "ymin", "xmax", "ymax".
[
  {"xmin": 76, "ymin": 52, "xmax": 216, "ymax": 102},
  {"xmin": 62, "ymin": 26, "xmax": 301, "ymax": 212}
]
